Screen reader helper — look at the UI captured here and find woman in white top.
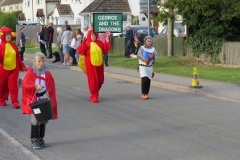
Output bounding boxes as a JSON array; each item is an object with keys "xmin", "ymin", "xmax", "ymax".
[
  {"xmin": 69, "ymin": 31, "xmax": 77, "ymax": 66},
  {"xmin": 75, "ymin": 28, "xmax": 83, "ymax": 62}
]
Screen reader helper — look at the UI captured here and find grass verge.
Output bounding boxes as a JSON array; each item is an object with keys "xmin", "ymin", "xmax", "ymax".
[{"xmin": 108, "ymin": 54, "xmax": 240, "ymax": 85}]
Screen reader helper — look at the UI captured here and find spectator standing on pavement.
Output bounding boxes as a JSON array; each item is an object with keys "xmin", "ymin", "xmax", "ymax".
[
  {"xmin": 38, "ymin": 25, "xmax": 47, "ymax": 56},
  {"xmin": 69, "ymin": 31, "xmax": 77, "ymax": 66},
  {"xmin": 124, "ymin": 24, "xmax": 134, "ymax": 58},
  {"xmin": 83, "ymin": 23, "xmax": 93, "ymax": 43},
  {"xmin": 130, "ymin": 40, "xmax": 141, "ymax": 58},
  {"xmin": 44, "ymin": 22, "xmax": 54, "ymax": 59},
  {"xmin": 82, "ymin": 26, "xmax": 88, "ymax": 38},
  {"xmin": 56, "ymin": 27, "xmax": 63, "ymax": 63},
  {"xmin": 137, "ymin": 36, "xmax": 157, "ymax": 99},
  {"xmin": 19, "ymin": 26, "xmax": 26, "ymax": 61},
  {"xmin": 77, "ymin": 30, "xmax": 110, "ymax": 103},
  {"xmin": 75, "ymin": 28, "xmax": 83, "ymax": 62},
  {"xmin": 22, "ymin": 52, "xmax": 58, "ymax": 150},
  {"xmin": 98, "ymin": 32, "xmax": 110, "ymax": 66},
  {"xmin": 60, "ymin": 25, "xmax": 72, "ymax": 66}
]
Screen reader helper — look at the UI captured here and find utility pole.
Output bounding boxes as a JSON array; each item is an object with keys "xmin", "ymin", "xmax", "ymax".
[
  {"xmin": 147, "ymin": 0, "xmax": 150, "ymax": 36},
  {"xmin": 32, "ymin": 0, "xmax": 34, "ymax": 21}
]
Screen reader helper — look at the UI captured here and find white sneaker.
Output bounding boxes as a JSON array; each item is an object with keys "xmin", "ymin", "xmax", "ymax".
[
  {"xmin": 63, "ymin": 62, "xmax": 66, "ymax": 66},
  {"xmin": 66, "ymin": 63, "xmax": 69, "ymax": 66}
]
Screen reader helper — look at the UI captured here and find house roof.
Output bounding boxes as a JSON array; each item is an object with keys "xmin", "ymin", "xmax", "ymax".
[
  {"xmin": 2, "ymin": 0, "xmax": 22, "ymax": 6},
  {"xmin": 56, "ymin": 4, "xmax": 73, "ymax": 15},
  {"xmin": 0, "ymin": 0, "xmax": 7, "ymax": 6},
  {"xmin": 80, "ymin": 0, "xmax": 131, "ymax": 13}
]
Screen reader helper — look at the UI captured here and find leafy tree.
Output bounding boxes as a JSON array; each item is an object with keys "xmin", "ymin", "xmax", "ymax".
[
  {"xmin": 155, "ymin": 0, "xmax": 240, "ymax": 63},
  {"xmin": 155, "ymin": 0, "xmax": 178, "ymax": 56},
  {"xmin": 12, "ymin": 11, "xmax": 22, "ymax": 20},
  {"xmin": 0, "ymin": 12, "xmax": 18, "ymax": 31}
]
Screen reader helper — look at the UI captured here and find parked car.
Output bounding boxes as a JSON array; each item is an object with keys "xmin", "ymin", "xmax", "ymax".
[
  {"xmin": 159, "ymin": 20, "xmax": 187, "ymax": 38},
  {"xmin": 18, "ymin": 21, "xmax": 41, "ymax": 25},
  {"xmin": 119, "ymin": 25, "xmax": 159, "ymax": 44}
]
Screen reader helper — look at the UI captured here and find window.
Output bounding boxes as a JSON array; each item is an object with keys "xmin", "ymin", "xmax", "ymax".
[
  {"xmin": 65, "ymin": 21, "xmax": 68, "ymax": 25},
  {"xmin": 27, "ymin": 0, "xmax": 30, "ymax": 7},
  {"xmin": 36, "ymin": 0, "xmax": 40, "ymax": 5},
  {"xmin": 122, "ymin": 14, "xmax": 127, "ymax": 21},
  {"xmin": 15, "ymin": 4, "xmax": 18, "ymax": 10}
]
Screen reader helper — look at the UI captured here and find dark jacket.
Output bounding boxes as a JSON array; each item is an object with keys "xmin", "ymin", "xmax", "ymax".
[
  {"xmin": 38, "ymin": 29, "xmax": 45, "ymax": 40},
  {"xmin": 44, "ymin": 26, "xmax": 54, "ymax": 42},
  {"xmin": 126, "ymin": 28, "xmax": 134, "ymax": 41}
]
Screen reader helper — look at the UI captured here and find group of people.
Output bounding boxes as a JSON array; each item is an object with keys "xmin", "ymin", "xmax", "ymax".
[
  {"xmin": 37, "ymin": 22, "xmax": 55, "ymax": 59},
  {"xmin": 0, "ymin": 23, "xmax": 157, "ymax": 150}
]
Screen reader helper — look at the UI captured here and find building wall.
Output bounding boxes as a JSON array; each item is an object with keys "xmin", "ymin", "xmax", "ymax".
[
  {"xmin": 1, "ymin": 3, "xmax": 23, "ymax": 13},
  {"xmin": 59, "ymin": 16, "xmax": 74, "ymax": 25}
]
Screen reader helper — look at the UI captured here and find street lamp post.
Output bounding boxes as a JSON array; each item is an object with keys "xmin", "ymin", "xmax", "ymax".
[{"xmin": 148, "ymin": 0, "xmax": 150, "ymax": 36}]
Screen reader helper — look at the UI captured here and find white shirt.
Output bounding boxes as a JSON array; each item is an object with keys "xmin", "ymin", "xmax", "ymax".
[{"xmin": 70, "ymin": 38, "xmax": 77, "ymax": 49}]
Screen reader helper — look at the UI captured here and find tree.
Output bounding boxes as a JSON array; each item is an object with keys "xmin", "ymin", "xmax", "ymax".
[
  {"xmin": 155, "ymin": 0, "xmax": 179, "ymax": 57},
  {"xmin": 0, "ymin": 12, "xmax": 18, "ymax": 31},
  {"xmin": 166, "ymin": 0, "xmax": 240, "ymax": 62}
]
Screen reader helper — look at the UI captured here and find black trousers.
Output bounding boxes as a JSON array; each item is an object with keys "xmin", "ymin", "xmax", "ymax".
[
  {"xmin": 40, "ymin": 42, "xmax": 46, "ymax": 56},
  {"xmin": 104, "ymin": 53, "xmax": 108, "ymax": 66},
  {"xmin": 125, "ymin": 40, "xmax": 133, "ymax": 57},
  {"xmin": 141, "ymin": 77, "xmax": 151, "ymax": 94},
  {"xmin": 19, "ymin": 46, "xmax": 25, "ymax": 61},
  {"xmin": 69, "ymin": 48, "xmax": 77, "ymax": 65}
]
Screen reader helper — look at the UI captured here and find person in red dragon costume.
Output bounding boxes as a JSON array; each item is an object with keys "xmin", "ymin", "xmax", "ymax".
[
  {"xmin": 0, "ymin": 26, "xmax": 28, "ymax": 108},
  {"xmin": 77, "ymin": 30, "xmax": 110, "ymax": 103},
  {"xmin": 22, "ymin": 52, "xmax": 58, "ymax": 149}
]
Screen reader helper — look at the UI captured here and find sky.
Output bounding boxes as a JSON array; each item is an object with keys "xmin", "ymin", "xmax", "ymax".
[{"xmin": 128, "ymin": 0, "xmax": 140, "ymax": 15}]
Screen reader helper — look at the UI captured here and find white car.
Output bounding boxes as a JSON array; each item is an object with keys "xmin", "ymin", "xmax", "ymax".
[{"xmin": 159, "ymin": 20, "xmax": 187, "ymax": 37}]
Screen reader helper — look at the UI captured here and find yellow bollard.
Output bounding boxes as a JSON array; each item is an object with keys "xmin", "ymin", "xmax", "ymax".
[{"xmin": 189, "ymin": 67, "xmax": 202, "ymax": 88}]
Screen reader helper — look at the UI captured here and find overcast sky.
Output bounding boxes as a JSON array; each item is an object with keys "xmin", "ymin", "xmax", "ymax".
[{"xmin": 128, "ymin": 0, "xmax": 140, "ymax": 15}]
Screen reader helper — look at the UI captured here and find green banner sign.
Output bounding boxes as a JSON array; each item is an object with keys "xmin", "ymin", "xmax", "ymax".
[{"xmin": 93, "ymin": 13, "xmax": 123, "ymax": 33}]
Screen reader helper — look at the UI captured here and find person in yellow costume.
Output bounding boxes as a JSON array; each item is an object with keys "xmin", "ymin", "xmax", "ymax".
[
  {"xmin": 77, "ymin": 30, "xmax": 110, "ymax": 103},
  {"xmin": 0, "ymin": 26, "xmax": 27, "ymax": 108}
]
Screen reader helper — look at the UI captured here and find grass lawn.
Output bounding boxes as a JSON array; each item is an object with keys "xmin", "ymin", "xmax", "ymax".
[
  {"xmin": 108, "ymin": 53, "xmax": 240, "ymax": 85},
  {"xmin": 25, "ymin": 47, "xmax": 58, "ymax": 54}
]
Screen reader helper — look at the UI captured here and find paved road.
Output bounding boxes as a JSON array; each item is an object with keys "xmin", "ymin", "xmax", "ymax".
[{"xmin": 1, "ymin": 60, "xmax": 240, "ymax": 160}]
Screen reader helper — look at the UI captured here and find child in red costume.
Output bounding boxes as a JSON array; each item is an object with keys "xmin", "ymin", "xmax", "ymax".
[
  {"xmin": 0, "ymin": 26, "xmax": 27, "ymax": 108},
  {"xmin": 77, "ymin": 30, "xmax": 110, "ymax": 103},
  {"xmin": 22, "ymin": 52, "xmax": 58, "ymax": 149}
]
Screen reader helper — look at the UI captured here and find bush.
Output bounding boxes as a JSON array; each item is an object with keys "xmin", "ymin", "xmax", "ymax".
[{"xmin": 0, "ymin": 12, "xmax": 18, "ymax": 31}]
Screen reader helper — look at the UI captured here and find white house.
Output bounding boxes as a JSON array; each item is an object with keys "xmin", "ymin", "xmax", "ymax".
[
  {"xmin": 79, "ymin": 0, "xmax": 132, "ymax": 30},
  {"xmin": 22, "ymin": 0, "xmax": 59, "ymax": 24},
  {"xmin": 21, "ymin": 0, "xmax": 148, "ymax": 28}
]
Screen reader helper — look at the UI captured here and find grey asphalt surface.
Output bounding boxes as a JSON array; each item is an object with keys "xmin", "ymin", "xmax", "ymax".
[
  {"xmin": 24, "ymin": 53, "xmax": 240, "ymax": 104},
  {"xmin": 1, "ymin": 54, "xmax": 240, "ymax": 160}
]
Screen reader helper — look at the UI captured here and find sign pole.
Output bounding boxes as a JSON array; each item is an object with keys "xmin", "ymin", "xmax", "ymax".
[{"xmin": 148, "ymin": 0, "xmax": 150, "ymax": 36}]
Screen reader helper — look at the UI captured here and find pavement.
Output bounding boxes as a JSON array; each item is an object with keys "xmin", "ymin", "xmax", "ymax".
[{"xmin": 24, "ymin": 53, "xmax": 240, "ymax": 104}]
